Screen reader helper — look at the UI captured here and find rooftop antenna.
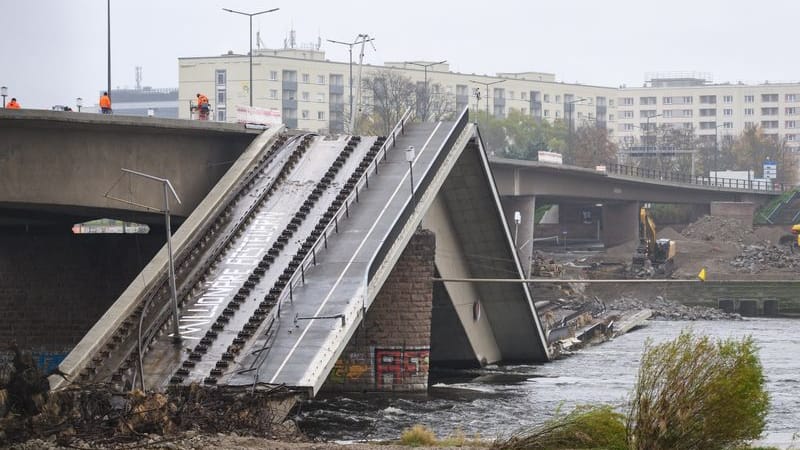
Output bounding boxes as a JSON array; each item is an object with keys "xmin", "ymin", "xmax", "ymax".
[{"xmin": 135, "ymin": 66, "xmax": 142, "ymax": 90}]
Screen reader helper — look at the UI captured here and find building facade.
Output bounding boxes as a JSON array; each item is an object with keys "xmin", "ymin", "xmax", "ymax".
[
  {"xmin": 101, "ymin": 87, "xmax": 179, "ymax": 118},
  {"xmin": 178, "ymin": 49, "xmax": 800, "ymax": 152}
]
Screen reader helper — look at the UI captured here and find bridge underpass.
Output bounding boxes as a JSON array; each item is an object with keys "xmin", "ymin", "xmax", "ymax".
[{"xmin": 51, "ymin": 109, "xmax": 549, "ymax": 396}]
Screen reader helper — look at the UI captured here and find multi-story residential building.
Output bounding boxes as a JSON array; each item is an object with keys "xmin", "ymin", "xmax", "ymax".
[
  {"xmin": 178, "ymin": 46, "xmax": 800, "ymax": 152},
  {"xmin": 178, "ymin": 44, "xmax": 615, "ymax": 135}
]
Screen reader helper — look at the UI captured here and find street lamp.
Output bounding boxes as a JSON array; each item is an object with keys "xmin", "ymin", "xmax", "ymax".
[
  {"xmin": 713, "ymin": 123, "xmax": 726, "ymax": 185},
  {"xmin": 106, "ymin": 169, "xmax": 183, "ymax": 342},
  {"xmin": 1, "ymin": 86, "xmax": 6, "ymax": 108},
  {"xmin": 406, "ymin": 60, "xmax": 446, "ymax": 122},
  {"xmin": 565, "ymin": 97, "xmax": 588, "ymax": 151},
  {"xmin": 327, "ymin": 35, "xmax": 374, "ymax": 132},
  {"xmin": 469, "ymin": 79, "xmax": 506, "ymax": 122},
  {"xmin": 76, "ymin": 97, "xmax": 83, "ymax": 112},
  {"xmin": 513, "ymin": 211, "xmax": 521, "ymax": 247},
  {"xmin": 223, "ymin": 7, "xmax": 280, "ymax": 107},
  {"xmin": 405, "ymin": 146, "xmax": 416, "ymax": 203},
  {"xmin": 643, "ymin": 113, "xmax": 663, "ymax": 152}
]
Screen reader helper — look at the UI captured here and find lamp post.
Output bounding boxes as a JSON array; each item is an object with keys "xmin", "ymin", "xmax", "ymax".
[
  {"xmin": 405, "ymin": 146, "xmax": 416, "ymax": 203},
  {"xmin": 644, "ymin": 113, "xmax": 663, "ymax": 152},
  {"xmin": 107, "ymin": 0, "xmax": 111, "ymax": 97},
  {"xmin": 469, "ymin": 79, "xmax": 506, "ymax": 122},
  {"xmin": 327, "ymin": 35, "xmax": 374, "ymax": 132},
  {"xmin": 513, "ymin": 211, "xmax": 521, "ymax": 247},
  {"xmin": 223, "ymin": 7, "xmax": 279, "ymax": 107},
  {"xmin": 1, "ymin": 86, "xmax": 6, "ymax": 108},
  {"xmin": 565, "ymin": 97, "xmax": 588, "ymax": 152},
  {"xmin": 406, "ymin": 60, "xmax": 446, "ymax": 122},
  {"xmin": 76, "ymin": 97, "xmax": 83, "ymax": 112},
  {"xmin": 713, "ymin": 123, "xmax": 726, "ymax": 185},
  {"xmin": 105, "ymin": 169, "xmax": 183, "ymax": 342}
]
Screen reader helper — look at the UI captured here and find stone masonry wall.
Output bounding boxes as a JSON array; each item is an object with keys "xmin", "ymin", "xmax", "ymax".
[
  {"xmin": 0, "ymin": 232, "xmax": 162, "ymax": 365},
  {"xmin": 321, "ymin": 229, "xmax": 435, "ymax": 394}
]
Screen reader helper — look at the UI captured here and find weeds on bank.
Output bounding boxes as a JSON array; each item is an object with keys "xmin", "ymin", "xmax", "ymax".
[
  {"xmin": 399, "ymin": 424, "xmax": 485, "ymax": 447},
  {"xmin": 443, "ymin": 330, "xmax": 770, "ymax": 450}
]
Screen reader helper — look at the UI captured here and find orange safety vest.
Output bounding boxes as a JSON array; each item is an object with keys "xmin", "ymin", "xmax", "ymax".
[
  {"xmin": 197, "ymin": 94, "xmax": 209, "ymax": 108},
  {"xmin": 99, "ymin": 95, "xmax": 111, "ymax": 109},
  {"xmin": 6, "ymin": 100, "xmax": 20, "ymax": 109}
]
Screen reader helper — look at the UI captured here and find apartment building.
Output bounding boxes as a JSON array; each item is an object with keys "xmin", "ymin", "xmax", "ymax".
[
  {"xmin": 178, "ymin": 47, "xmax": 800, "ymax": 152},
  {"xmin": 616, "ymin": 73, "xmax": 800, "ymax": 151},
  {"xmin": 178, "ymin": 45, "xmax": 616, "ymax": 134}
]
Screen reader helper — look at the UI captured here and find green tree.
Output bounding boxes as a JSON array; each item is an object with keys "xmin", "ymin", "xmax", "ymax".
[
  {"xmin": 475, "ymin": 109, "xmax": 567, "ymax": 160},
  {"xmin": 567, "ymin": 124, "xmax": 618, "ymax": 168},
  {"xmin": 729, "ymin": 126, "xmax": 797, "ymax": 184},
  {"xmin": 627, "ymin": 331, "xmax": 769, "ymax": 450}
]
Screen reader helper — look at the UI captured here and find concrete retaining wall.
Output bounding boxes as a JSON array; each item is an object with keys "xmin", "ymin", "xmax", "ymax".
[{"xmin": 710, "ymin": 202, "xmax": 756, "ymax": 223}]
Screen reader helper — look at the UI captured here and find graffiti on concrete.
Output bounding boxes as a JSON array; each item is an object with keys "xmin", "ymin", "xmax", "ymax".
[{"xmin": 375, "ymin": 348, "xmax": 430, "ymax": 388}]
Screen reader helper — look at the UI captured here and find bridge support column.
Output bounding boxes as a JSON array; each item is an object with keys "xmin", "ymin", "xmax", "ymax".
[
  {"xmin": 602, "ymin": 201, "xmax": 639, "ymax": 247},
  {"xmin": 501, "ymin": 195, "xmax": 536, "ymax": 276},
  {"xmin": 321, "ymin": 230, "xmax": 436, "ymax": 393}
]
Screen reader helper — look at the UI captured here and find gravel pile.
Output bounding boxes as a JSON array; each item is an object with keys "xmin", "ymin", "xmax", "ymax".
[
  {"xmin": 605, "ymin": 295, "xmax": 741, "ymax": 321},
  {"xmin": 681, "ymin": 215, "xmax": 754, "ymax": 244}
]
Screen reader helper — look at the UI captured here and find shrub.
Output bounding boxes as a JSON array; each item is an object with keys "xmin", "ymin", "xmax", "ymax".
[
  {"xmin": 400, "ymin": 424, "xmax": 437, "ymax": 447},
  {"xmin": 627, "ymin": 331, "xmax": 769, "ymax": 450},
  {"xmin": 492, "ymin": 405, "xmax": 627, "ymax": 450}
]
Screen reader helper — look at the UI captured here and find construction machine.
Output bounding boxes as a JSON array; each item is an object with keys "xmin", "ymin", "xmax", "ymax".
[
  {"xmin": 779, "ymin": 223, "xmax": 800, "ymax": 252},
  {"xmin": 631, "ymin": 206, "xmax": 676, "ymax": 276}
]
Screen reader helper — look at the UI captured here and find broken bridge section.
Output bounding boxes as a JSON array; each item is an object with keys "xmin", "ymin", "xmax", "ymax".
[{"xmin": 53, "ymin": 108, "xmax": 549, "ymax": 396}]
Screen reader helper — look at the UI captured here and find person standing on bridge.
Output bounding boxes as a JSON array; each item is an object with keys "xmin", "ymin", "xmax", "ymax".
[
  {"xmin": 6, "ymin": 98, "xmax": 20, "ymax": 109},
  {"xmin": 99, "ymin": 92, "xmax": 112, "ymax": 114},
  {"xmin": 195, "ymin": 93, "xmax": 210, "ymax": 120}
]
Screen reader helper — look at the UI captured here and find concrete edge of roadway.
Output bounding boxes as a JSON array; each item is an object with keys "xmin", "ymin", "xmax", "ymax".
[
  {"xmin": 0, "ymin": 108, "xmax": 262, "ymax": 136},
  {"xmin": 50, "ymin": 124, "xmax": 285, "ymax": 390}
]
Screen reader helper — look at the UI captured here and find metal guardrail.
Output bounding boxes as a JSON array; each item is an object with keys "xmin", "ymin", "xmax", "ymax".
[
  {"xmin": 603, "ymin": 163, "xmax": 789, "ymax": 192},
  {"xmin": 765, "ymin": 190, "xmax": 799, "ymax": 224},
  {"xmin": 366, "ymin": 107, "xmax": 470, "ymax": 282}
]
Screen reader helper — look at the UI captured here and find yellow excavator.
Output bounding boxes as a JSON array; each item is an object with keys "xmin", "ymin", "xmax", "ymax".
[
  {"xmin": 780, "ymin": 224, "xmax": 800, "ymax": 252},
  {"xmin": 632, "ymin": 206, "xmax": 677, "ymax": 276}
]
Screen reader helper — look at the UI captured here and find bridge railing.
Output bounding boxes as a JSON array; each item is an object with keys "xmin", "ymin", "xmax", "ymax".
[
  {"xmin": 603, "ymin": 163, "xmax": 790, "ymax": 192},
  {"xmin": 367, "ymin": 107, "xmax": 470, "ymax": 283}
]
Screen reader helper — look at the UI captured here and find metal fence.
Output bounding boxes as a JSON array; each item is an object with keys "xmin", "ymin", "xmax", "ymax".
[{"xmin": 603, "ymin": 163, "xmax": 789, "ymax": 192}]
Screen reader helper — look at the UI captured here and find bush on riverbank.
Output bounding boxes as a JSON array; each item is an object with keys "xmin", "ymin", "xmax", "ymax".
[
  {"xmin": 627, "ymin": 331, "xmax": 768, "ymax": 450},
  {"xmin": 490, "ymin": 331, "xmax": 768, "ymax": 450}
]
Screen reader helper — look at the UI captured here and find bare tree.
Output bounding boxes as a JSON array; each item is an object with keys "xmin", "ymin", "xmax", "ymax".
[
  {"xmin": 416, "ymin": 82, "xmax": 455, "ymax": 122},
  {"xmin": 359, "ymin": 70, "xmax": 416, "ymax": 135}
]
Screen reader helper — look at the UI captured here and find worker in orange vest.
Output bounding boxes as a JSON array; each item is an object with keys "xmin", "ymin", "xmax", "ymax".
[
  {"xmin": 6, "ymin": 98, "xmax": 20, "ymax": 109},
  {"xmin": 99, "ymin": 92, "xmax": 112, "ymax": 114},
  {"xmin": 195, "ymin": 93, "xmax": 210, "ymax": 120}
]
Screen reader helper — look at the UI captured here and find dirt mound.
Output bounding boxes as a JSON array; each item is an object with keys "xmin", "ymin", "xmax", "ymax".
[
  {"xmin": 681, "ymin": 215, "xmax": 755, "ymax": 244},
  {"xmin": 656, "ymin": 226, "xmax": 682, "ymax": 241}
]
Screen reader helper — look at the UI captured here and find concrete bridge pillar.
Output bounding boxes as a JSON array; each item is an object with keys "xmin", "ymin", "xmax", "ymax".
[
  {"xmin": 501, "ymin": 195, "xmax": 536, "ymax": 276},
  {"xmin": 602, "ymin": 201, "xmax": 639, "ymax": 247}
]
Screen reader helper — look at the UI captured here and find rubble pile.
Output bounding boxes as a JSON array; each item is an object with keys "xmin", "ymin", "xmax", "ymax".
[
  {"xmin": 0, "ymin": 350, "xmax": 301, "ymax": 448},
  {"xmin": 730, "ymin": 244, "xmax": 800, "ymax": 273},
  {"xmin": 681, "ymin": 215, "xmax": 754, "ymax": 244},
  {"xmin": 531, "ymin": 251, "xmax": 563, "ymax": 277},
  {"xmin": 605, "ymin": 295, "xmax": 741, "ymax": 321}
]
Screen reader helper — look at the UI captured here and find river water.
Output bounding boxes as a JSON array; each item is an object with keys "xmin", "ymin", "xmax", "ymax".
[{"xmin": 299, "ymin": 318, "xmax": 800, "ymax": 447}]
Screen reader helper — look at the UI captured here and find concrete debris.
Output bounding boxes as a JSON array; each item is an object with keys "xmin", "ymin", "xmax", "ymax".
[
  {"xmin": 730, "ymin": 243, "xmax": 800, "ymax": 273},
  {"xmin": 603, "ymin": 295, "xmax": 741, "ymax": 321},
  {"xmin": 681, "ymin": 215, "xmax": 754, "ymax": 244}
]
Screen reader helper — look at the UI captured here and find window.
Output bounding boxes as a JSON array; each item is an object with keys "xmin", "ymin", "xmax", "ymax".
[
  {"xmin": 745, "ymin": 121, "xmax": 754, "ymax": 128},
  {"xmin": 744, "ymin": 95, "xmax": 754, "ymax": 103},
  {"xmin": 699, "ymin": 95, "xmax": 717, "ymax": 104},
  {"xmin": 555, "ymin": 110, "xmax": 561, "ymax": 118},
  {"xmin": 663, "ymin": 110, "xmax": 673, "ymax": 118},
  {"xmin": 543, "ymin": 94, "xmax": 550, "ymax": 103},
  {"xmin": 683, "ymin": 96, "xmax": 693, "ymax": 104},
  {"xmin": 761, "ymin": 120, "xmax": 779, "ymax": 128},
  {"xmin": 494, "ymin": 88, "xmax": 505, "ymax": 99},
  {"xmin": 609, "ymin": 114, "xmax": 615, "ymax": 121},
  {"xmin": 663, "ymin": 96, "xmax": 673, "ymax": 105},
  {"xmin": 217, "ymin": 91, "xmax": 226, "ymax": 104},
  {"xmin": 317, "ymin": 111, "xmax": 325, "ymax": 120},
  {"xmin": 521, "ymin": 92, "xmax": 527, "ymax": 100},
  {"xmin": 700, "ymin": 108, "xmax": 716, "ymax": 117},
  {"xmin": 623, "ymin": 110, "xmax": 634, "ymax": 118},
  {"xmin": 683, "ymin": 122, "xmax": 693, "ymax": 130},
  {"xmin": 762, "ymin": 93, "xmax": 779, "ymax": 102},
  {"xmin": 786, "ymin": 107, "xmax": 798, "ymax": 115},
  {"xmin": 317, "ymin": 75, "xmax": 326, "ymax": 84},
  {"xmin": 269, "ymin": 71, "xmax": 278, "ymax": 81},
  {"xmin": 622, "ymin": 123, "xmax": 635, "ymax": 131},
  {"xmin": 609, "ymin": 99, "xmax": 615, "ymax": 107},
  {"xmin": 786, "ymin": 94, "xmax": 798, "ymax": 102},
  {"xmin": 555, "ymin": 95, "xmax": 562, "ymax": 103},
  {"xmin": 269, "ymin": 89, "xmax": 278, "ymax": 99},
  {"xmin": 786, "ymin": 121, "xmax": 797, "ymax": 129},
  {"xmin": 724, "ymin": 122, "xmax": 734, "ymax": 129},
  {"xmin": 317, "ymin": 93, "xmax": 325, "ymax": 102},
  {"xmin": 699, "ymin": 121, "xmax": 717, "ymax": 130},
  {"xmin": 640, "ymin": 110, "xmax": 657, "ymax": 118},
  {"xmin": 302, "ymin": 73, "xmax": 310, "ymax": 83},
  {"xmin": 215, "ymin": 70, "xmax": 226, "ymax": 85},
  {"xmin": 745, "ymin": 108, "xmax": 754, "ymax": 115},
  {"xmin": 723, "ymin": 95, "xmax": 733, "ymax": 103},
  {"xmin": 216, "ymin": 110, "xmax": 226, "ymax": 122},
  {"xmin": 621, "ymin": 97, "xmax": 634, "ymax": 106},
  {"xmin": 301, "ymin": 110, "xmax": 309, "ymax": 119},
  {"xmin": 723, "ymin": 108, "xmax": 733, "ymax": 116},
  {"xmin": 788, "ymin": 134, "xmax": 797, "ymax": 141},
  {"xmin": 544, "ymin": 109, "xmax": 550, "ymax": 117},
  {"xmin": 301, "ymin": 91, "xmax": 310, "ymax": 101},
  {"xmin": 640, "ymin": 96, "xmax": 656, "ymax": 105},
  {"xmin": 761, "ymin": 107, "xmax": 779, "ymax": 115},
  {"xmin": 682, "ymin": 109, "xmax": 693, "ymax": 117},
  {"xmin": 509, "ymin": 91, "xmax": 515, "ymax": 100}
]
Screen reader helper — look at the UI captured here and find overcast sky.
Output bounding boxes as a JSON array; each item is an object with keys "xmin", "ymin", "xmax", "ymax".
[{"xmin": 3, "ymin": 0, "xmax": 800, "ymax": 109}]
